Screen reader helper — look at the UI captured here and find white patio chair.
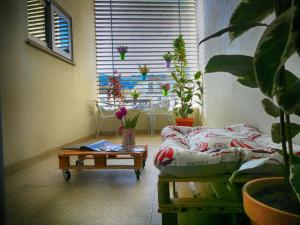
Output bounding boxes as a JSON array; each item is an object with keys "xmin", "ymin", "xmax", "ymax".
[
  {"xmin": 95, "ymin": 102, "xmax": 117, "ymax": 137},
  {"xmin": 151, "ymin": 99, "xmax": 175, "ymax": 135}
]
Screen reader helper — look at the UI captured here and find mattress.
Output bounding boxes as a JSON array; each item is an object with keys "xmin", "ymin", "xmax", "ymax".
[{"xmin": 154, "ymin": 124, "xmax": 300, "ymax": 178}]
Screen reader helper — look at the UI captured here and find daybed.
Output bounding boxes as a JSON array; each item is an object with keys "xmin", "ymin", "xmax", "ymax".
[{"xmin": 154, "ymin": 124, "xmax": 300, "ymax": 225}]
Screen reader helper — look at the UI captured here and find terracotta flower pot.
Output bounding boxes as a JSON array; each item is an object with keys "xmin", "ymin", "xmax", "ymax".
[
  {"xmin": 175, "ymin": 117, "xmax": 194, "ymax": 126},
  {"xmin": 243, "ymin": 177, "xmax": 300, "ymax": 225}
]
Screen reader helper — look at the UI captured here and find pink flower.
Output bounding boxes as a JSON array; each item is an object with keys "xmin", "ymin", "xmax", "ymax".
[
  {"xmin": 120, "ymin": 106, "xmax": 127, "ymax": 116},
  {"xmin": 115, "ymin": 111, "xmax": 123, "ymax": 119}
]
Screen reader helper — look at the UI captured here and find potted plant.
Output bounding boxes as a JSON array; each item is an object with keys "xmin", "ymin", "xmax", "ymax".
[
  {"xmin": 163, "ymin": 51, "xmax": 172, "ymax": 68},
  {"xmin": 160, "ymin": 83, "xmax": 170, "ymax": 96},
  {"xmin": 138, "ymin": 64, "xmax": 149, "ymax": 81},
  {"xmin": 117, "ymin": 46, "xmax": 128, "ymax": 60},
  {"xmin": 170, "ymin": 35, "xmax": 203, "ymax": 126},
  {"xmin": 115, "ymin": 106, "xmax": 140, "ymax": 146},
  {"xmin": 130, "ymin": 89, "xmax": 141, "ymax": 100},
  {"xmin": 199, "ymin": 0, "xmax": 300, "ymax": 224}
]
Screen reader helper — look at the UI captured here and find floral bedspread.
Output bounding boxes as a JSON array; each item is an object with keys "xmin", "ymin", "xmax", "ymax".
[{"xmin": 154, "ymin": 124, "xmax": 300, "ymax": 178}]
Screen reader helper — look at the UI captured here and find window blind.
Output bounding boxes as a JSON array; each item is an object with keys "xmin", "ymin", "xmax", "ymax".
[
  {"xmin": 95, "ymin": 0, "xmax": 198, "ymax": 104},
  {"xmin": 27, "ymin": 0, "xmax": 47, "ymax": 46}
]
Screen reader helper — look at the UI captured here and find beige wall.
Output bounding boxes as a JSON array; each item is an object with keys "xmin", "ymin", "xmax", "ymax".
[
  {"xmin": 197, "ymin": 0, "xmax": 300, "ymax": 144},
  {"xmin": 0, "ymin": 0, "xmax": 98, "ymax": 167}
]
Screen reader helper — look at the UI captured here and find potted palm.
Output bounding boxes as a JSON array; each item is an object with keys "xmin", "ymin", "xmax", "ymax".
[
  {"xmin": 170, "ymin": 35, "xmax": 203, "ymax": 126},
  {"xmin": 199, "ymin": 0, "xmax": 300, "ymax": 224}
]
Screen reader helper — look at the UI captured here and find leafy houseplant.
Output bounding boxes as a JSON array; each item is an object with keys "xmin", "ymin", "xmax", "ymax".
[
  {"xmin": 199, "ymin": 0, "xmax": 300, "ymax": 222},
  {"xmin": 117, "ymin": 46, "xmax": 128, "ymax": 60},
  {"xmin": 138, "ymin": 64, "xmax": 149, "ymax": 81},
  {"xmin": 163, "ymin": 51, "xmax": 173, "ymax": 68},
  {"xmin": 170, "ymin": 35, "xmax": 203, "ymax": 126},
  {"xmin": 115, "ymin": 106, "xmax": 140, "ymax": 146}
]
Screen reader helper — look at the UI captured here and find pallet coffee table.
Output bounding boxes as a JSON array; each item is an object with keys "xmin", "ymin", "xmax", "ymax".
[{"xmin": 58, "ymin": 144, "xmax": 148, "ymax": 181}]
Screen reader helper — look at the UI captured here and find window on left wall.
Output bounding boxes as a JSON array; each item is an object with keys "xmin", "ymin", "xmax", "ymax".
[{"xmin": 27, "ymin": 0, "xmax": 73, "ymax": 62}]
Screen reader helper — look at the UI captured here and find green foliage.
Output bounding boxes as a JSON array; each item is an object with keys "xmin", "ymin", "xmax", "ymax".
[
  {"xmin": 271, "ymin": 123, "xmax": 300, "ymax": 143},
  {"xmin": 198, "ymin": 23, "xmax": 268, "ymax": 45},
  {"xmin": 169, "ymin": 36, "xmax": 203, "ymax": 118},
  {"xmin": 199, "ymin": 0, "xmax": 300, "ymax": 202},
  {"xmin": 229, "ymin": 0, "xmax": 274, "ymax": 40},
  {"xmin": 205, "ymin": 55, "xmax": 257, "ymax": 88},
  {"xmin": 163, "ymin": 52, "xmax": 172, "ymax": 61},
  {"xmin": 261, "ymin": 98, "xmax": 280, "ymax": 118},
  {"xmin": 124, "ymin": 112, "xmax": 140, "ymax": 128}
]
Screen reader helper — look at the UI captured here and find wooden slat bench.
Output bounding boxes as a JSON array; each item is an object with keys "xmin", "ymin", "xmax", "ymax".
[{"xmin": 157, "ymin": 173, "xmax": 273, "ymax": 225}]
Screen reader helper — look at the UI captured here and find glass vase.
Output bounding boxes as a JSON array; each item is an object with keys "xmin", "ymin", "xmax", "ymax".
[{"xmin": 122, "ymin": 128, "xmax": 136, "ymax": 147}]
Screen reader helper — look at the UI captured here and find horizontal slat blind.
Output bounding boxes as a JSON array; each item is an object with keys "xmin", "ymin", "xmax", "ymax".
[
  {"xmin": 27, "ymin": 0, "xmax": 46, "ymax": 41},
  {"xmin": 95, "ymin": 0, "xmax": 198, "ymax": 104}
]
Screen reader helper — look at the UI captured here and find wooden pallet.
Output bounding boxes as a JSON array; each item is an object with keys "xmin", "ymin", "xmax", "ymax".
[
  {"xmin": 58, "ymin": 144, "xmax": 148, "ymax": 180},
  {"xmin": 157, "ymin": 173, "xmax": 273, "ymax": 225}
]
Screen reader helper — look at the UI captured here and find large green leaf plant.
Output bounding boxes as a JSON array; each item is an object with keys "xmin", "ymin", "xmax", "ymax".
[
  {"xmin": 170, "ymin": 35, "xmax": 203, "ymax": 118},
  {"xmin": 199, "ymin": 0, "xmax": 300, "ymax": 201}
]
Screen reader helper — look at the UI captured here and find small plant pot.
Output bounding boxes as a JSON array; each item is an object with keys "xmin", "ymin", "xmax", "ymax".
[
  {"xmin": 161, "ymin": 89, "xmax": 168, "ymax": 96},
  {"xmin": 166, "ymin": 60, "xmax": 171, "ymax": 68},
  {"xmin": 122, "ymin": 128, "xmax": 135, "ymax": 146},
  {"xmin": 141, "ymin": 73, "xmax": 147, "ymax": 81},
  {"xmin": 175, "ymin": 118, "xmax": 194, "ymax": 126},
  {"xmin": 119, "ymin": 52, "xmax": 126, "ymax": 60},
  {"xmin": 243, "ymin": 177, "xmax": 300, "ymax": 225}
]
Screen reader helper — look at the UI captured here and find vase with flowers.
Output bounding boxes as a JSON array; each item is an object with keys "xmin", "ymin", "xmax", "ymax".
[
  {"xmin": 160, "ymin": 83, "xmax": 170, "ymax": 96},
  {"xmin": 138, "ymin": 64, "xmax": 149, "ymax": 81},
  {"xmin": 115, "ymin": 106, "xmax": 140, "ymax": 146},
  {"xmin": 163, "ymin": 52, "xmax": 172, "ymax": 68},
  {"xmin": 117, "ymin": 46, "xmax": 128, "ymax": 60}
]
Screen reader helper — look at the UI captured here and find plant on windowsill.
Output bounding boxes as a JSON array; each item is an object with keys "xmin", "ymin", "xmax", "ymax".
[
  {"xmin": 199, "ymin": 0, "xmax": 300, "ymax": 224},
  {"xmin": 170, "ymin": 35, "xmax": 203, "ymax": 126},
  {"xmin": 138, "ymin": 64, "xmax": 149, "ymax": 81}
]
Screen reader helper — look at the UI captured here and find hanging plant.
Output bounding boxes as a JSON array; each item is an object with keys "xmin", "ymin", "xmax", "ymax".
[
  {"xmin": 160, "ymin": 83, "xmax": 170, "ymax": 96},
  {"xmin": 130, "ymin": 89, "xmax": 141, "ymax": 100},
  {"xmin": 138, "ymin": 64, "xmax": 149, "ymax": 81},
  {"xmin": 163, "ymin": 52, "xmax": 173, "ymax": 68},
  {"xmin": 117, "ymin": 46, "xmax": 128, "ymax": 60}
]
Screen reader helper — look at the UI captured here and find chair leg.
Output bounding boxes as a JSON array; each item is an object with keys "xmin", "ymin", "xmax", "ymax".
[
  {"xmin": 147, "ymin": 114, "xmax": 151, "ymax": 134},
  {"xmin": 96, "ymin": 118, "xmax": 104, "ymax": 137},
  {"xmin": 151, "ymin": 114, "xmax": 156, "ymax": 136}
]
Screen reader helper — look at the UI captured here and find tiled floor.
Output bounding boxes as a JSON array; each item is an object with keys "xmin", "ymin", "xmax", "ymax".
[{"xmin": 5, "ymin": 134, "xmax": 162, "ymax": 225}]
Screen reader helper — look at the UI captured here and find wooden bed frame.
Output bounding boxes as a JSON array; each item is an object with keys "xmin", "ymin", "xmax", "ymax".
[{"xmin": 157, "ymin": 173, "xmax": 273, "ymax": 225}]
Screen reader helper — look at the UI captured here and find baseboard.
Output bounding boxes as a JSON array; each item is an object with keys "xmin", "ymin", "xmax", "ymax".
[{"xmin": 5, "ymin": 134, "xmax": 95, "ymax": 176}]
